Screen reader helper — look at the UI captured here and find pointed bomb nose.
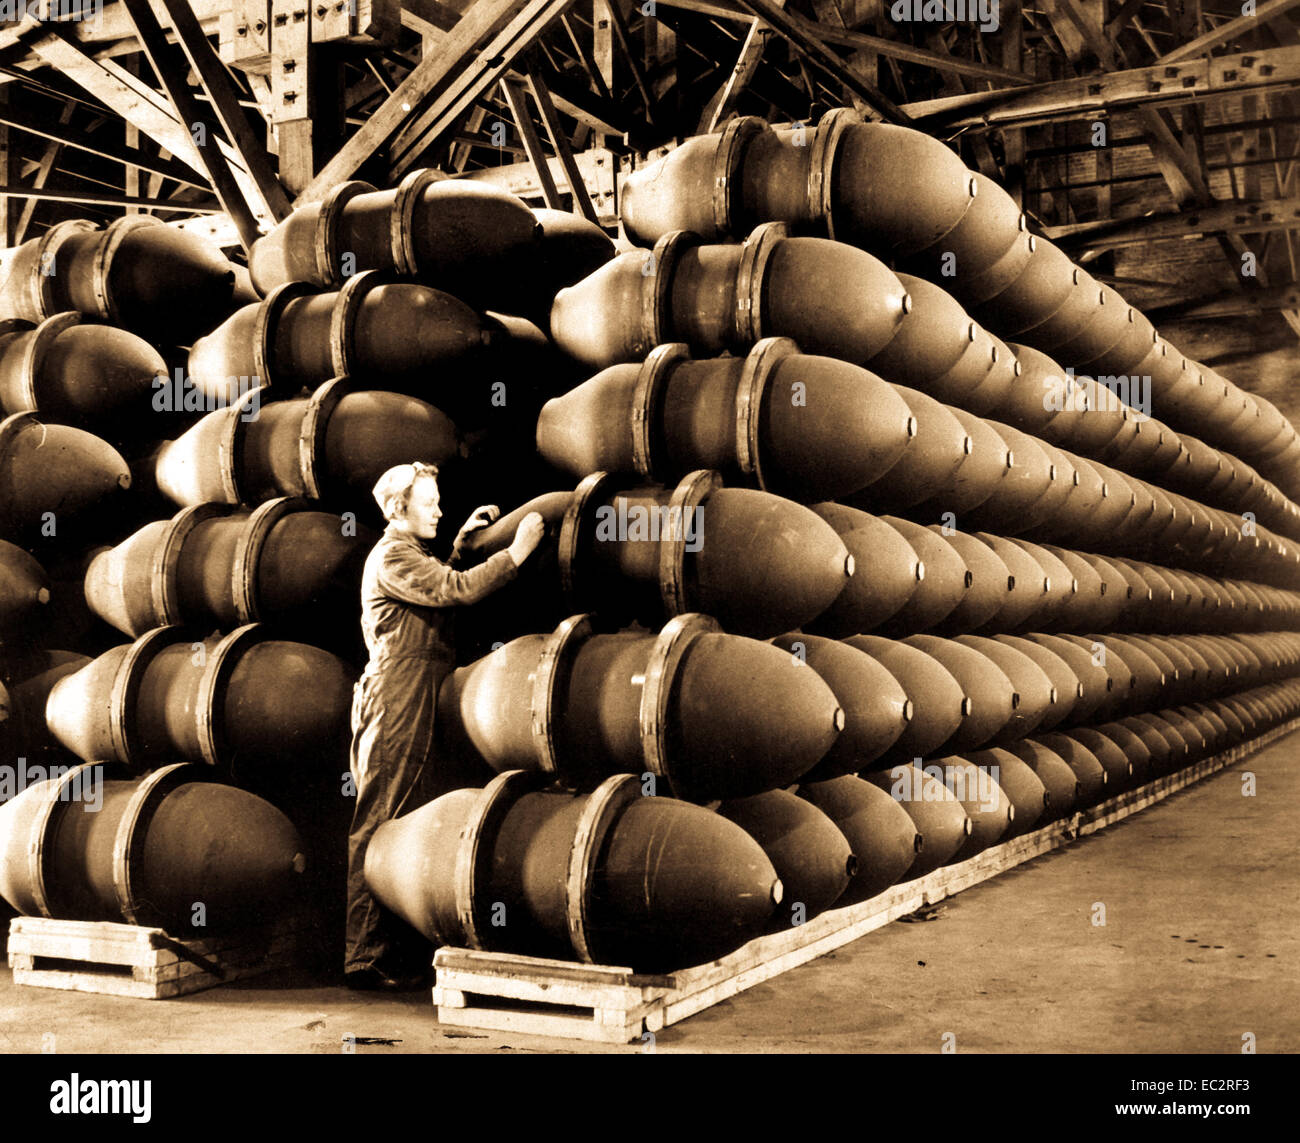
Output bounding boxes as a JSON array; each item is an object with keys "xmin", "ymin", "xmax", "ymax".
[
  {"xmin": 718, "ymin": 790, "xmax": 855, "ymax": 927},
  {"xmin": 797, "ymin": 775, "xmax": 921, "ymax": 901},
  {"xmin": 0, "ymin": 540, "xmax": 51, "ymax": 630},
  {"xmin": 365, "ymin": 775, "xmax": 782, "ymax": 971},
  {"xmin": 0, "ymin": 414, "xmax": 131, "ymax": 539}
]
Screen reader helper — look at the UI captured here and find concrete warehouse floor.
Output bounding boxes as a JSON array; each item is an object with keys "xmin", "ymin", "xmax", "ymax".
[{"xmin": 1, "ymin": 731, "xmax": 1297, "ymax": 1055}]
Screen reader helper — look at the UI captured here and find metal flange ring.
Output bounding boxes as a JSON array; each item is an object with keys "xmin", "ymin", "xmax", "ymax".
[
  {"xmin": 636, "ymin": 231, "xmax": 699, "ymax": 358},
  {"xmin": 657, "ymin": 469, "xmax": 721, "ymax": 618},
  {"xmin": 9, "ymin": 311, "xmax": 80, "ymax": 414},
  {"xmin": 557, "ymin": 471, "xmax": 616, "ymax": 607},
  {"xmin": 111, "ymin": 762, "xmax": 210, "ymax": 927},
  {"xmin": 251, "ymin": 281, "xmax": 315, "ymax": 396},
  {"xmin": 92, "ymin": 216, "xmax": 161, "ymax": 324},
  {"xmin": 151, "ymin": 503, "xmax": 233, "ymax": 627},
  {"xmin": 630, "ymin": 343, "xmax": 690, "ymax": 480},
  {"xmin": 810, "ymin": 108, "xmax": 859, "ymax": 240},
  {"xmin": 24, "ymin": 761, "xmax": 118, "ymax": 919},
  {"xmin": 638, "ymin": 612, "xmax": 721, "ymax": 792},
  {"xmin": 389, "ymin": 169, "xmax": 443, "ymax": 277},
  {"xmin": 109, "ymin": 627, "xmax": 191, "ymax": 771},
  {"xmin": 194, "ymin": 623, "xmax": 266, "ymax": 770},
  {"xmin": 328, "ymin": 269, "xmax": 388, "ymax": 380},
  {"xmin": 28, "ymin": 220, "xmax": 97, "ymax": 320},
  {"xmin": 734, "ymin": 336, "xmax": 798, "ymax": 488},
  {"xmin": 314, "ymin": 180, "xmax": 375, "ymax": 288},
  {"xmin": 298, "ymin": 377, "xmax": 351, "ymax": 500},
  {"xmin": 734, "ymin": 221, "xmax": 788, "ymax": 347},
  {"xmin": 231, "ymin": 496, "xmax": 308, "ymax": 624},
  {"xmin": 711, "ymin": 116, "xmax": 766, "ymax": 238},
  {"xmin": 529, "ymin": 613, "xmax": 596, "ymax": 779},
  {"xmin": 216, "ymin": 388, "xmax": 266, "ymax": 504},
  {"xmin": 452, "ymin": 769, "xmax": 541, "ymax": 951},
  {"xmin": 565, "ymin": 773, "xmax": 642, "ymax": 964}
]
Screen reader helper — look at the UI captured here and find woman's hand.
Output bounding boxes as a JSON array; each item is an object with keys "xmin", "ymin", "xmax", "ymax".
[
  {"xmin": 459, "ymin": 505, "xmax": 501, "ymax": 538},
  {"xmin": 507, "ymin": 512, "xmax": 546, "ymax": 566}
]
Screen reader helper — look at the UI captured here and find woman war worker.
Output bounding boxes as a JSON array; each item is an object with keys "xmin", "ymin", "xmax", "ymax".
[{"xmin": 345, "ymin": 461, "xmax": 545, "ymax": 991}]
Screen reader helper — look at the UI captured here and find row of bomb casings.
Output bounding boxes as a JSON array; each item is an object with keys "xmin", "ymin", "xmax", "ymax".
[
  {"xmin": 9, "ymin": 609, "xmax": 1300, "ymax": 970},
  {"xmin": 360, "ymin": 666, "xmax": 1300, "ymax": 973},
  {"xmin": 73, "ymin": 480, "xmax": 1300, "ymax": 646},
  {"xmin": 182, "ymin": 174, "xmax": 1300, "ymax": 545},
  {"xmin": 612, "ymin": 110, "xmax": 1300, "ymax": 502},
  {"xmin": 545, "ymin": 224, "xmax": 1300, "ymax": 546},
  {"xmin": 4, "ymin": 672, "xmax": 1297, "ymax": 968},
  {"xmin": 6, "ymin": 180, "xmax": 1295, "ymax": 554}
]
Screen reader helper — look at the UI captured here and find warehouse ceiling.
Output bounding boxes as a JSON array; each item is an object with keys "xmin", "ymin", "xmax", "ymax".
[{"xmin": 1, "ymin": 1, "xmax": 1299, "ymax": 412}]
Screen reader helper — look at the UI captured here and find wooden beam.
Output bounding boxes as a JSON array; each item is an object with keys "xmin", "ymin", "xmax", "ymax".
[
  {"xmin": 269, "ymin": 0, "xmax": 315, "ymax": 195},
  {"xmin": 120, "ymin": 0, "xmax": 263, "ymax": 248},
  {"xmin": 0, "ymin": 100, "xmax": 206, "ymax": 188},
  {"xmin": 731, "ymin": 0, "xmax": 911, "ymax": 123},
  {"xmin": 1048, "ymin": 196, "xmax": 1300, "ymax": 248},
  {"xmin": 20, "ymin": 22, "xmax": 268, "ymax": 211},
  {"xmin": 460, "ymin": 144, "xmax": 623, "ymax": 223},
  {"xmin": 0, "ymin": 185, "xmax": 222, "ymax": 211},
  {"xmin": 290, "ymin": 0, "xmax": 533, "ymax": 204},
  {"xmin": 801, "ymin": 15, "xmax": 1035, "ymax": 87},
  {"xmin": 387, "ymin": 0, "xmax": 578, "ymax": 180},
  {"xmin": 155, "ymin": 0, "xmax": 291, "ymax": 220},
  {"xmin": 1158, "ymin": 0, "xmax": 1300, "ymax": 63},
  {"xmin": 501, "ymin": 76, "xmax": 562, "ymax": 208},
  {"xmin": 698, "ymin": 13, "xmax": 774, "ymax": 134},
  {"xmin": 524, "ymin": 66, "xmax": 599, "ymax": 223},
  {"xmin": 603, "ymin": 0, "xmax": 657, "ymax": 128},
  {"xmin": 902, "ymin": 46, "xmax": 1300, "ymax": 131},
  {"xmin": 1146, "ymin": 282, "xmax": 1300, "ymax": 320}
]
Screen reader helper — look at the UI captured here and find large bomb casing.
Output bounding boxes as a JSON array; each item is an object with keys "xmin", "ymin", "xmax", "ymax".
[
  {"xmin": 84, "ymin": 497, "xmax": 373, "ymax": 641},
  {"xmin": 536, "ymin": 338, "xmax": 917, "ymax": 502},
  {"xmin": 461, "ymin": 470, "xmax": 854, "ymax": 639},
  {"xmin": 152, "ymin": 381, "xmax": 458, "ymax": 512},
  {"xmin": 0, "ymin": 216, "xmax": 235, "ymax": 345},
  {"xmin": 437, "ymin": 613, "xmax": 844, "ymax": 801},
  {"xmin": 45, "ymin": 625, "xmax": 355, "ymax": 785},
  {"xmin": 364, "ymin": 771, "xmax": 783, "ymax": 971},
  {"xmin": 0, "ymin": 762, "xmax": 305, "ymax": 935},
  {"xmin": 862, "ymin": 763, "xmax": 972, "ymax": 879}
]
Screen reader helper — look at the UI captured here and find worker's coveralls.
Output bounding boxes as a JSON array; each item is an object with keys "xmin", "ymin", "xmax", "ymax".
[{"xmin": 345, "ymin": 523, "xmax": 518, "ymax": 975}]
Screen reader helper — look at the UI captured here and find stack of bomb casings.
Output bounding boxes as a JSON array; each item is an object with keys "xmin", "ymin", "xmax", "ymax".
[
  {"xmin": 0, "ymin": 217, "xmax": 368, "ymax": 939},
  {"xmin": 405, "ymin": 114, "xmax": 1300, "ymax": 972},
  {"xmin": 614, "ymin": 109, "xmax": 1300, "ymax": 505},
  {"xmin": 0, "ymin": 183, "xmax": 623, "ymax": 950}
]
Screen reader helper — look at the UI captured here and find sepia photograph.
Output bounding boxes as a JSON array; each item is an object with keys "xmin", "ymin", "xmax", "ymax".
[{"xmin": 0, "ymin": 0, "xmax": 1295, "ymax": 1122}]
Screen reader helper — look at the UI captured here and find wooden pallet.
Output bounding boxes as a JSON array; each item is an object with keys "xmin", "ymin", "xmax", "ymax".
[
  {"xmin": 7, "ymin": 914, "xmax": 304, "ymax": 1000},
  {"xmin": 432, "ymin": 717, "xmax": 1300, "ymax": 1043}
]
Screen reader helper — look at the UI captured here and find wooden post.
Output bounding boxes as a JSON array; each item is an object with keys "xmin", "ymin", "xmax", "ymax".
[{"xmin": 271, "ymin": 0, "xmax": 314, "ymax": 194}]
